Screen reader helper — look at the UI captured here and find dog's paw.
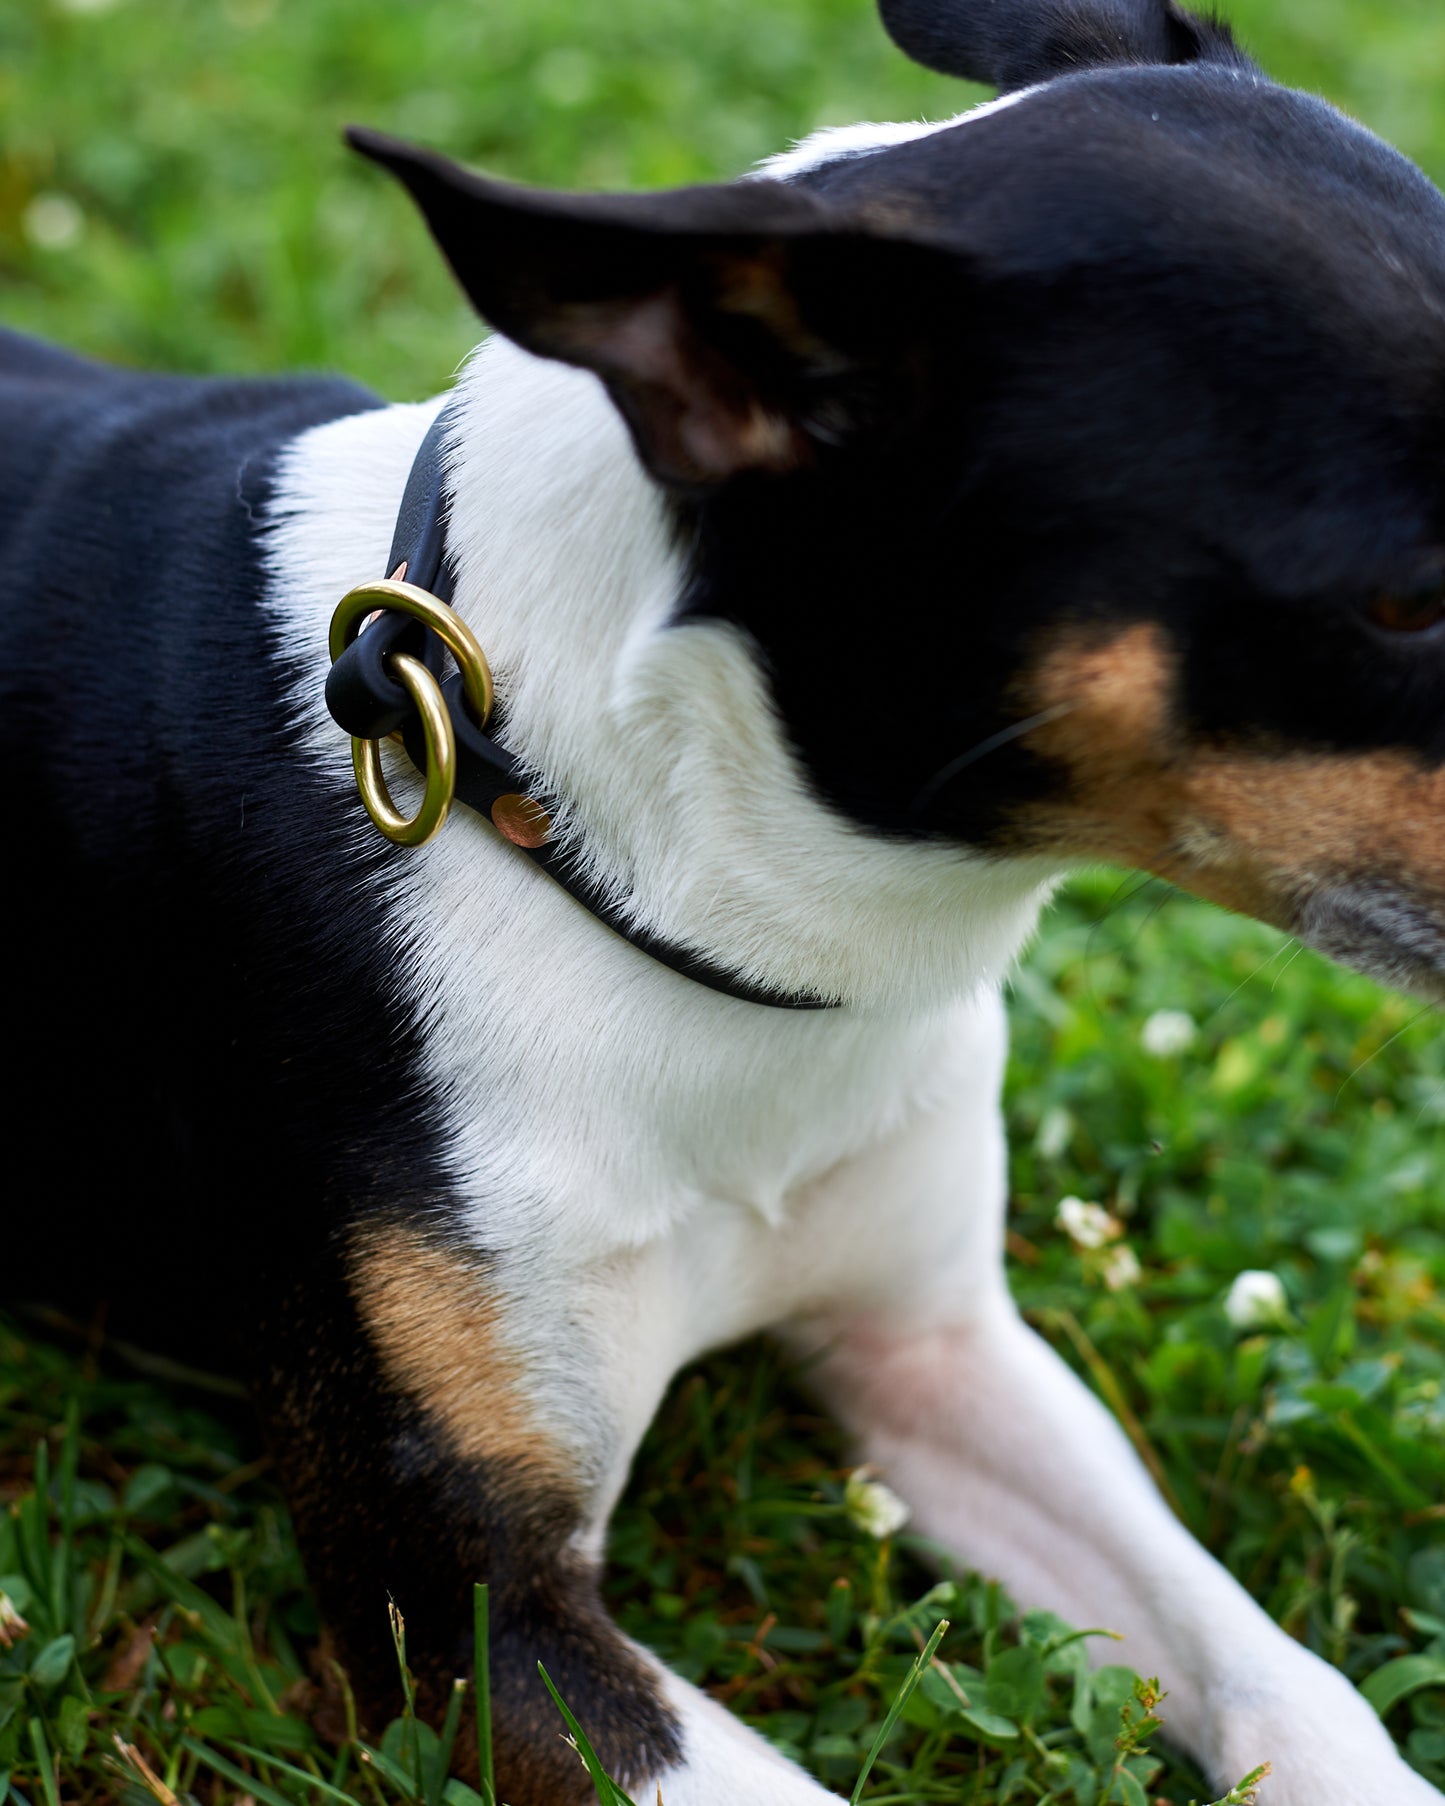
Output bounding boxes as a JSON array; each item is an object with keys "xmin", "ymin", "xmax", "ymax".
[
  {"xmin": 1209, "ymin": 1664, "xmax": 1443, "ymax": 1806},
  {"xmin": 1245, "ymin": 1757, "xmax": 1443, "ymax": 1806}
]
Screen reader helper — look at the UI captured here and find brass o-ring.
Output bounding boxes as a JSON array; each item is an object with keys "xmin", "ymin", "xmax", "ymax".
[
  {"xmin": 329, "ymin": 578, "xmax": 494, "ymax": 729},
  {"xmin": 352, "ymin": 652, "xmax": 455, "ymax": 847}
]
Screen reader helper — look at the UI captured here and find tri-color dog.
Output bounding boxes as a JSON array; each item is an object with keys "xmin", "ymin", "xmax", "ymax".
[{"xmin": 4, "ymin": 0, "xmax": 1443, "ymax": 1800}]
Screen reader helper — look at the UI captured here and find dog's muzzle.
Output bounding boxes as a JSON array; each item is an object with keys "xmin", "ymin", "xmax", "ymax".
[{"xmin": 1299, "ymin": 879, "xmax": 1445, "ymax": 1002}]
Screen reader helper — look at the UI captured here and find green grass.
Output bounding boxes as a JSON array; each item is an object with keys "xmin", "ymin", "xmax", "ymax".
[
  {"xmin": 2, "ymin": 878, "xmax": 1442, "ymax": 1804},
  {"xmin": 2, "ymin": 0, "xmax": 1444, "ymax": 1800}
]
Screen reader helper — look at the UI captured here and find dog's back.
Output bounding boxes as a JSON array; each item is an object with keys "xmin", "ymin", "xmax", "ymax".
[{"xmin": 0, "ymin": 332, "xmax": 406, "ymax": 1336}]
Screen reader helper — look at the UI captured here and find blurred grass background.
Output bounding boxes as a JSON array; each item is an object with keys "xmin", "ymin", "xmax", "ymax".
[
  {"xmin": 4, "ymin": 0, "xmax": 1445, "ymax": 397},
  {"xmin": 1, "ymin": 0, "xmax": 1444, "ymax": 1801}
]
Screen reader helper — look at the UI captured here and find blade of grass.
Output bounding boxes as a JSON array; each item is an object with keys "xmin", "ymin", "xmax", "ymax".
[
  {"xmin": 1203, "ymin": 1765, "xmax": 1272, "ymax": 1805},
  {"xmin": 232, "ymin": 1568, "xmax": 282, "ymax": 1714},
  {"xmin": 184, "ymin": 1736, "xmax": 311, "ymax": 1806},
  {"xmin": 358, "ymin": 1741, "xmax": 421, "ymax": 1798},
  {"xmin": 223, "ymin": 1739, "xmax": 368, "ymax": 1805},
  {"xmin": 111, "ymin": 1735, "xmax": 181, "ymax": 1806},
  {"xmin": 51, "ymin": 1398, "xmax": 79, "ymax": 1636},
  {"xmin": 387, "ymin": 1598, "xmax": 419, "ymax": 1791},
  {"xmin": 1042, "ymin": 1311, "xmax": 1185, "ymax": 1520},
  {"xmin": 849, "ymin": 1618, "xmax": 949, "ymax": 1806},
  {"xmin": 536, "ymin": 1663, "xmax": 639, "ymax": 1806},
  {"xmin": 425, "ymin": 1678, "xmax": 467, "ymax": 1806},
  {"xmin": 473, "ymin": 1585, "xmax": 495, "ymax": 1806},
  {"xmin": 26, "ymin": 1720, "xmax": 59, "ymax": 1806},
  {"xmin": 327, "ymin": 1659, "xmax": 390, "ymax": 1806},
  {"xmin": 19, "ymin": 1445, "xmax": 52, "ymax": 1631},
  {"xmin": 122, "ymin": 1535, "xmax": 237, "ymax": 1648}
]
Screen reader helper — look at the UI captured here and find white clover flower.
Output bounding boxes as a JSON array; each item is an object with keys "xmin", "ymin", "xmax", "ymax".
[
  {"xmin": 0, "ymin": 1592, "xmax": 30, "ymax": 1650},
  {"xmin": 844, "ymin": 1469, "xmax": 910, "ymax": 1540},
  {"xmin": 1056, "ymin": 1196, "xmax": 1123, "ymax": 1250},
  {"xmin": 23, "ymin": 193, "xmax": 84, "ymax": 251},
  {"xmin": 1141, "ymin": 1009, "xmax": 1197, "ymax": 1057},
  {"xmin": 1102, "ymin": 1244, "xmax": 1143, "ymax": 1292},
  {"xmin": 1224, "ymin": 1270, "xmax": 1292, "ymax": 1332}
]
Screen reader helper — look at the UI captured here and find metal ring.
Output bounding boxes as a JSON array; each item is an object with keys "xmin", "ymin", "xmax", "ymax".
[
  {"xmin": 329, "ymin": 578, "xmax": 494, "ymax": 729},
  {"xmin": 352, "ymin": 652, "xmax": 455, "ymax": 847}
]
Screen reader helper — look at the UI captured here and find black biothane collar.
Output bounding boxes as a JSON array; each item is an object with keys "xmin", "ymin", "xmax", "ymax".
[{"xmin": 324, "ymin": 409, "xmax": 838, "ymax": 1011}]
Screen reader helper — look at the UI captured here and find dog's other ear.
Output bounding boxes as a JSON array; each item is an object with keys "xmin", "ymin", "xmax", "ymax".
[
  {"xmin": 348, "ymin": 127, "xmax": 956, "ymax": 488},
  {"xmin": 878, "ymin": 0, "xmax": 1245, "ymax": 93}
]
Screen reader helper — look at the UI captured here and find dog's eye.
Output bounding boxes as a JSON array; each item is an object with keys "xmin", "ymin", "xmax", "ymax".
[{"xmin": 1366, "ymin": 590, "xmax": 1445, "ymax": 634}]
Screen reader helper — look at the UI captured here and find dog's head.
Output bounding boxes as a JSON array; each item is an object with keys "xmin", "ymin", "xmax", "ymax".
[{"xmin": 354, "ymin": 0, "xmax": 1445, "ymax": 1003}]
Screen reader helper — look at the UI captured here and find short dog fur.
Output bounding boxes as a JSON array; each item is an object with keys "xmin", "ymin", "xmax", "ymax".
[{"xmin": 4, "ymin": 0, "xmax": 1444, "ymax": 1800}]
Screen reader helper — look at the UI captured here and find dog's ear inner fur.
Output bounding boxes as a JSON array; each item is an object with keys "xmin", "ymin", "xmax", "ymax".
[
  {"xmin": 877, "ymin": 0, "xmax": 1246, "ymax": 93},
  {"xmin": 348, "ymin": 127, "xmax": 959, "ymax": 489}
]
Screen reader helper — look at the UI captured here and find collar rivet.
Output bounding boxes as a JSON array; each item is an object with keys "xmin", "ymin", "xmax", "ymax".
[{"xmin": 491, "ymin": 793, "xmax": 553, "ymax": 848}]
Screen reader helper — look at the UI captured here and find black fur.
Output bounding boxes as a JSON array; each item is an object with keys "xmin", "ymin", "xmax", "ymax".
[
  {"xmin": 876, "ymin": 0, "xmax": 1247, "ymax": 91},
  {"xmin": 0, "ymin": 327, "xmax": 407, "ymax": 1335},
  {"xmin": 0, "ymin": 331, "xmax": 679, "ymax": 1799},
  {"xmin": 7, "ymin": 0, "xmax": 1445, "ymax": 1796}
]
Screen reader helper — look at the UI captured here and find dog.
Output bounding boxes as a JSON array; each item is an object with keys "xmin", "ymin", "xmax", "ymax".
[{"xmin": 4, "ymin": 0, "xmax": 1443, "ymax": 1800}]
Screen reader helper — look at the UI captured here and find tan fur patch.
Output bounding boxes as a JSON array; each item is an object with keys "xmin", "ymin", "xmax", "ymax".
[
  {"xmin": 1013, "ymin": 622, "xmax": 1445, "ymax": 923},
  {"xmin": 349, "ymin": 1224, "xmax": 572, "ymax": 1494},
  {"xmin": 714, "ymin": 246, "xmax": 830, "ymax": 356}
]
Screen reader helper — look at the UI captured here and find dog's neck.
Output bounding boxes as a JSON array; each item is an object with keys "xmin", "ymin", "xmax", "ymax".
[
  {"xmin": 266, "ymin": 338, "xmax": 1053, "ymax": 1246},
  {"xmin": 440, "ymin": 335, "xmax": 1055, "ymax": 1013}
]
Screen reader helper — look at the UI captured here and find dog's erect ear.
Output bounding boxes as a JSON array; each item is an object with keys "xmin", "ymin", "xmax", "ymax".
[
  {"xmin": 348, "ymin": 127, "xmax": 957, "ymax": 488},
  {"xmin": 878, "ymin": 0, "xmax": 1244, "ymax": 93}
]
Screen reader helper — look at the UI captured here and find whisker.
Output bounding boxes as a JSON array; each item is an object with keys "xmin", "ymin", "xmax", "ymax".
[
  {"xmin": 1135, "ymin": 882, "xmax": 1178, "ymax": 935},
  {"xmin": 1415, "ymin": 1071, "xmax": 1445, "ymax": 1127},
  {"xmin": 1335, "ymin": 1004, "xmax": 1435, "ymax": 1106},
  {"xmin": 1269, "ymin": 940, "xmax": 1307, "ymax": 991},
  {"xmin": 1204, "ymin": 937, "xmax": 1298, "ymax": 1026},
  {"xmin": 907, "ymin": 701, "xmax": 1079, "ymax": 823},
  {"xmin": 1084, "ymin": 870, "xmax": 1159, "ymax": 955},
  {"xmin": 1081, "ymin": 873, "xmax": 1167, "ymax": 1014}
]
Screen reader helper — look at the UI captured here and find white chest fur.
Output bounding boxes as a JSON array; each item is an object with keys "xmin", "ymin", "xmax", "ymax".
[{"xmin": 263, "ymin": 340, "xmax": 1049, "ymax": 1310}]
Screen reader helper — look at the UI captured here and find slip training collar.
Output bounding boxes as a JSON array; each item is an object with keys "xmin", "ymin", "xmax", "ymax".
[{"xmin": 324, "ymin": 409, "xmax": 838, "ymax": 1011}]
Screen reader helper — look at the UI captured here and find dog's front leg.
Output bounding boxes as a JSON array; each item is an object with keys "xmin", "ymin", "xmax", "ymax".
[
  {"xmin": 253, "ymin": 1216, "xmax": 840, "ymax": 1806},
  {"xmin": 795, "ymin": 1292, "xmax": 1440, "ymax": 1806}
]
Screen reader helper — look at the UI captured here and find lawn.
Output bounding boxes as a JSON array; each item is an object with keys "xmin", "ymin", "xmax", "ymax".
[{"xmin": 1, "ymin": 0, "xmax": 1443, "ymax": 1803}]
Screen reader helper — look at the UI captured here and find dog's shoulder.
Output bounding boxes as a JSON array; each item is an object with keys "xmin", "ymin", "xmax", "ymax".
[
  {"xmin": 0, "ymin": 327, "xmax": 375, "ymax": 748},
  {"xmin": 0, "ymin": 334, "xmax": 430, "ymax": 1339},
  {"xmin": 0, "ymin": 327, "xmax": 379, "ymax": 546}
]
